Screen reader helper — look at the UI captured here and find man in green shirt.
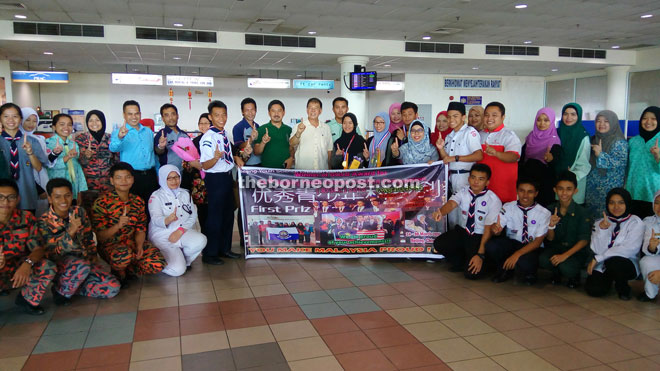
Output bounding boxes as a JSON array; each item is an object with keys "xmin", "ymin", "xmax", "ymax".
[
  {"xmin": 325, "ymin": 97, "xmax": 362, "ymax": 142},
  {"xmin": 254, "ymin": 100, "xmax": 295, "ymax": 169},
  {"xmin": 539, "ymin": 171, "xmax": 591, "ymax": 288}
]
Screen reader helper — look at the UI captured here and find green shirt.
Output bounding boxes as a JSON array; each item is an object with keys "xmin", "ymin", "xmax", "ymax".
[
  {"xmin": 326, "ymin": 118, "xmax": 362, "ymax": 143},
  {"xmin": 626, "ymin": 133, "xmax": 660, "ymax": 203},
  {"xmin": 254, "ymin": 122, "xmax": 292, "ymax": 168},
  {"xmin": 547, "ymin": 200, "xmax": 591, "ymax": 253}
]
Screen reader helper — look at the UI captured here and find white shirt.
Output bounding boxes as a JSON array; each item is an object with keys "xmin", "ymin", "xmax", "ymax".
[
  {"xmin": 642, "ymin": 215, "xmax": 660, "ymax": 256},
  {"xmin": 591, "ymin": 215, "xmax": 644, "ymax": 274},
  {"xmin": 481, "ymin": 127, "xmax": 522, "ymax": 154},
  {"xmin": 291, "ymin": 119, "xmax": 333, "ymax": 170},
  {"xmin": 499, "ymin": 201, "xmax": 550, "ymax": 243},
  {"xmin": 200, "ymin": 128, "xmax": 234, "ymax": 173},
  {"xmin": 445, "ymin": 124, "xmax": 482, "ymax": 171},
  {"xmin": 148, "ymin": 188, "xmax": 198, "ymax": 240},
  {"xmin": 449, "ymin": 186, "xmax": 502, "ymax": 234}
]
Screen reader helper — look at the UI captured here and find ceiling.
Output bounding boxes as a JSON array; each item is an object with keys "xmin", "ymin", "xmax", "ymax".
[{"xmin": 0, "ymin": 0, "xmax": 658, "ymax": 78}]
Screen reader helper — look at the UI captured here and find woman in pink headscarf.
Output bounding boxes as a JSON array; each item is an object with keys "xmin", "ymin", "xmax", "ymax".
[
  {"xmin": 388, "ymin": 103, "xmax": 404, "ymax": 134},
  {"xmin": 519, "ymin": 107, "xmax": 562, "ymax": 206}
]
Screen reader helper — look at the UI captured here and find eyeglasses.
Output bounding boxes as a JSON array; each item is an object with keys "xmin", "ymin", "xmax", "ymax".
[
  {"xmin": 410, "ymin": 128, "xmax": 425, "ymax": 134},
  {"xmin": 0, "ymin": 194, "xmax": 18, "ymax": 202},
  {"xmin": 167, "ymin": 175, "xmax": 180, "ymax": 181},
  {"xmin": 374, "ymin": 120, "xmax": 386, "ymax": 124}
]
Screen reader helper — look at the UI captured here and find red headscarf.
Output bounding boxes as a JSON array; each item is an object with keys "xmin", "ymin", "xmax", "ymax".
[
  {"xmin": 430, "ymin": 111, "xmax": 451, "ymax": 149},
  {"xmin": 388, "ymin": 102, "xmax": 404, "ymax": 134}
]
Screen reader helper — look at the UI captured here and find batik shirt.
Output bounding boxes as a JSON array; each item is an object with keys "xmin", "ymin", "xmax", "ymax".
[
  {"xmin": 37, "ymin": 206, "xmax": 96, "ymax": 262},
  {"xmin": 74, "ymin": 132, "xmax": 118, "ymax": 193},
  {"xmin": 91, "ymin": 191, "xmax": 148, "ymax": 249},
  {"xmin": 0, "ymin": 209, "xmax": 39, "ymax": 264}
]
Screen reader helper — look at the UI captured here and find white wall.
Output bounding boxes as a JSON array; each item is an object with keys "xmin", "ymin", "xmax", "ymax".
[{"xmin": 404, "ymin": 74, "xmax": 545, "ymax": 140}]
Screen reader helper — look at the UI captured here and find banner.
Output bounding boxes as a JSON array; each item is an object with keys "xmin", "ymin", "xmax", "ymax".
[{"xmin": 239, "ymin": 162, "xmax": 448, "ymax": 259}]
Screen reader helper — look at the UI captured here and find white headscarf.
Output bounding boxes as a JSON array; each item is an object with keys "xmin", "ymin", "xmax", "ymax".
[
  {"xmin": 20, "ymin": 107, "xmax": 47, "ymax": 154},
  {"xmin": 158, "ymin": 164, "xmax": 181, "ymax": 197}
]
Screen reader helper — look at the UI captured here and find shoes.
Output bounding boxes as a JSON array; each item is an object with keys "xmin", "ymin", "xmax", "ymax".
[
  {"xmin": 222, "ymin": 251, "xmax": 241, "ymax": 259},
  {"xmin": 186, "ymin": 265, "xmax": 192, "ymax": 272},
  {"xmin": 566, "ymin": 278, "xmax": 580, "ymax": 289},
  {"xmin": 522, "ymin": 275, "xmax": 537, "ymax": 286},
  {"xmin": 491, "ymin": 270, "xmax": 513, "ymax": 283},
  {"xmin": 618, "ymin": 291, "xmax": 632, "ymax": 301},
  {"xmin": 0, "ymin": 289, "xmax": 9, "ymax": 296},
  {"xmin": 51, "ymin": 286, "xmax": 71, "ymax": 306},
  {"xmin": 637, "ymin": 292, "xmax": 655, "ymax": 302},
  {"xmin": 202, "ymin": 256, "xmax": 225, "ymax": 265},
  {"xmin": 119, "ymin": 279, "xmax": 130, "ymax": 289},
  {"xmin": 15, "ymin": 293, "xmax": 45, "ymax": 315},
  {"xmin": 551, "ymin": 273, "xmax": 562, "ymax": 286}
]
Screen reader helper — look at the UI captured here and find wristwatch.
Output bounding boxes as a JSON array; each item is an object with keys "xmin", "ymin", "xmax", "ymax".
[
  {"xmin": 24, "ymin": 257, "xmax": 35, "ymax": 266},
  {"xmin": 455, "ymin": 155, "xmax": 460, "ymax": 162},
  {"xmin": 476, "ymin": 253, "xmax": 485, "ymax": 260}
]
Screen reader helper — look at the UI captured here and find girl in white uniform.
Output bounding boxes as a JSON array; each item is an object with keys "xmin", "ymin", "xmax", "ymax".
[
  {"xmin": 639, "ymin": 190, "xmax": 660, "ymax": 302},
  {"xmin": 148, "ymin": 164, "xmax": 207, "ymax": 276}
]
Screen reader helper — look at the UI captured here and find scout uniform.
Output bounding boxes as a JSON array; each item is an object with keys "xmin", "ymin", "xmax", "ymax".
[{"xmin": 641, "ymin": 214, "xmax": 660, "ymax": 300}]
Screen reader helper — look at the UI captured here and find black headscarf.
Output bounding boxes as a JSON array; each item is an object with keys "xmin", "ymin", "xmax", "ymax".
[
  {"xmin": 334, "ymin": 112, "xmax": 365, "ymax": 161},
  {"xmin": 86, "ymin": 110, "xmax": 107, "ymax": 143},
  {"xmin": 605, "ymin": 187, "xmax": 632, "ymax": 219},
  {"xmin": 639, "ymin": 106, "xmax": 660, "ymax": 143}
]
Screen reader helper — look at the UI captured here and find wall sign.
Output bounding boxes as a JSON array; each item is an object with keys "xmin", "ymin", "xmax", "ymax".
[
  {"xmin": 444, "ymin": 77, "xmax": 502, "ymax": 90},
  {"xmin": 247, "ymin": 78, "xmax": 290, "ymax": 89},
  {"xmin": 111, "ymin": 73, "xmax": 163, "ymax": 86},
  {"xmin": 12, "ymin": 71, "xmax": 69, "ymax": 83},
  {"xmin": 166, "ymin": 75, "xmax": 214, "ymax": 87},
  {"xmin": 293, "ymin": 79, "xmax": 335, "ymax": 90},
  {"xmin": 460, "ymin": 96, "xmax": 483, "ymax": 105}
]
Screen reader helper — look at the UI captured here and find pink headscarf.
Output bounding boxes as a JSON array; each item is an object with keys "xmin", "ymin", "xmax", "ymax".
[
  {"xmin": 388, "ymin": 102, "xmax": 404, "ymax": 134},
  {"xmin": 524, "ymin": 107, "xmax": 561, "ymax": 164}
]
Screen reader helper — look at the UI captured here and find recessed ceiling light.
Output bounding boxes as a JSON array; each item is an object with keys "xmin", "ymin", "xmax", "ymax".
[
  {"xmin": 515, "ymin": 4, "xmax": 528, "ymax": 9},
  {"xmin": 173, "ymin": 56, "xmax": 182, "ymax": 60},
  {"xmin": 173, "ymin": 23, "xmax": 183, "ymax": 27},
  {"xmin": 296, "ymin": 74, "xmax": 303, "ymax": 77},
  {"xmin": 191, "ymin": 71, "xmax": 198, "ymax": 74},
  {"xmin": 43, "ymin": 51, "xmax": 53, "ymax": 55},
  {"xmin": 48, "ymin": 66, "xmax": 55, "ymax": 69},
  {"xmin": 422, "ymin": 36, "xmax": 431, "ymax": 40},
  {"xmin": 383, "ymin": 64, "xmax": 391, "ymax": 67},
  {"xmin": 14, "ymin": 14, "xmax": 26, "ymax": 19},
  {"xmin": 472, "ymin": 66, "xmax": 479, "ymax": 70},
  {"xmin": 551, "ymin": 68, "xmax": 559, "ymax": 72},
  {"xmin": 132, "ymin": 69, "xmax": 139, "ymax": 72},
  {"xmin": 307, "ymin": 31, "xmax": 317, "ymax": 35},
  {"xmin": 641, "ymin": 14, "xmax": 653, "ymax": 19},
  {"xmin": 523, "ymin": 40, "xmax": 532, "ymax": 44},
  {"xmin": 611, "ymin": 45, "xmax": 620, "ymax": 49}
]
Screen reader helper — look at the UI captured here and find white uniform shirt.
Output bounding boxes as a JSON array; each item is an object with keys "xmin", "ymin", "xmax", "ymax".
[
  {"xmin": 291, "ymin": 120, "xmax": 333, "ymax": 170},
  {"xmin": 449, "ymin": 186, "xmax": 501, "ymax": 234},
  {"xmin": 591, "ymin": 215, "xmax": 644, "ymax": 274},
  {"xmin": 481, "ymin": 127, "xmax": 522, "ymax": 154},
  {"xmin": 499, "ymin": 201, "xmax": 550, "ymax": 243},
  {"xmin": 200, "ymin": 128, "xmax": 234, "ymax": 173},
  {"xmin": 148, "ymin": 187, "xmax": 198, "ymax": 240},
  {"xmin": 445, "ymin": 124, "xmax": 482, "ymax": 171},
  {"xmin": 642, "ymin": 215, "xmax": 660, "ymax": 256}
]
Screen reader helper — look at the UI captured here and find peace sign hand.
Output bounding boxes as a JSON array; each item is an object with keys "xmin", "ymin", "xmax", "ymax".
[
  {"xmin": 549, "ymin": 207, "xmax": 561, "ymax": 228},
  {"xmin": 362, "ymin": 143, "xmax": 370, "ymax": 159},
  {"xmin": 599, "ymin": 211, "xmax": 611, "ymax": 229},
  {"xmin": 118, "ymin": 123, "xmax": 129, "ymax": 139},
  {"xmin": 391, "ymin": 138, "xmax": 400, "ymax": 155},
  {"xmin": 335, "ymin": 144, "xmax": 344, "ymax": 156},
  {"xmin": 651, "ymin": 138, "xmax": 660, "ymax": 159},
  {"xmin": 68, "ymin": 211, "xmax": 82, "ymax": 236}
]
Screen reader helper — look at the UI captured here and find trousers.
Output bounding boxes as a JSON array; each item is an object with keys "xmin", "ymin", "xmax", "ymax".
[
  {"xmin": 640, "ymin": 255, "xmax": 660, "ymax": 299},
  {"xmin": 486, "ymin": 236, "xmax": 539, "ymax": 277},
  {"xmin": 99, "ymin": 241, "xmax": 166, "ymax": 280},
  {"xmin": 0, "ymin": 259, "xmax": 56, "ymax": 306},
  {"xmin": 433, "ymin": 226, "xmax": 484, "ymax": 279},
  {"xmin": 54, "ymin": 256, "xmax": 120, "ymax": 298},
  {"xmin": 585, "ymin": 256, "xmax": 637, "ymax": 297},
  {"xmin": 204, "ymin": 172, "xmax": 234, "ymax": 257},
  {"xmin": 538, "ymin": 244, "xmax": 587, "ymax": 279},
  {"xmin": 152, "ymin": 230, "xmax": 206, "ymax": 276}
]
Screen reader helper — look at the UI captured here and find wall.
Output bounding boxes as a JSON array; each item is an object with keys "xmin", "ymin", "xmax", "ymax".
[{"xmin": 404, "ymin": 74, "xmax": 545, "ymax": 140}]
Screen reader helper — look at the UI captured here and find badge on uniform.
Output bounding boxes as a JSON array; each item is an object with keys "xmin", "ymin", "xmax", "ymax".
[
  {"xmin": 481, "ymin": 201, "xmax": 487, "ymax": 206},
  {"xmin": 531, "ymin": 220, "xmax": 536, "ymax": 224}
]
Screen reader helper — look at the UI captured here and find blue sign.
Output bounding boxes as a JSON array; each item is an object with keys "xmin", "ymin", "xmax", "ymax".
[
  {"xmin": 444, "ymin": 78, "xmax": 501, "ymax": 90},
  {"xmin": 293, "ymin": 79, "xmax": 335, "ymax": 90},
  {"xmin": 12, "ymin": 71, "xmax": 69, "ymax": 83},
  {"xmin": 460, "ymin": 96, "xmax": 482, "ymax": 105}
]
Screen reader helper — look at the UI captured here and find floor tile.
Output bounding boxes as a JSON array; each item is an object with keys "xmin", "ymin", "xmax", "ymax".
[
  {"xmin": 358, "ymin": 283, "xmax": 399, "ymax": 297},
  {"xmin": 364, "ymin": 325, "xmax": 418, "ymax": 348},
  {"xmin": 84, "ymin": 324, "xmax": 136, "ymax": 348},
  {"xmin": 513, "ymin": 308, "xmax": 568, "ymax": 326},
  {"xmin": 609, "ymin": 332, "xmax": 660, "ymax": 357},
  {"xmin": 178, "ymin": 303, "xmax": 221, "ymax": 320},
  {"xmin": 490, "ymin": 296, "xmax": 539, "ymax": 311},
  {"xmin": 448, "ymin": 357, "xmax": 506, "ymax": 371},
  {"xmin": 335, "ymin": 349, "xmax": 396, "ymax": 371},
  {"xmin": 130, "ymin": 337, "xmax": 181, "ymax": 362},
  {"xmin": 270, "ymin": 320, "xmax": 319, "ymax": 341},
  {"xmin": 179, "ymin": 315, "xmax": 224, "ymax": 336},
  {"xmin": 32, "ymin": 331, "xmax": 87, "ymax": 354},
  {"xmin": 42, "ymin": 316, "xmax": 93, "ymax": 336},
  {"xmin": 610, "ymin": 357, "xmax": 660, "ymax": 371},
  {"xmin": 226, "ymin": 325, "xmax": 275, "ymax": 348},
  {"xmin": 322, "ymin": 330, "xmax": 376, "ymax": 354},
  {"xmin": 288, "ymin": 355, "xmax": 343, "ymax": 371},
  {"xmin": 491, "ymin": 350, "xmax": 560, "ymax": 371},
  {"xmin": 371, "ymin": 294, "xmax": 417, "ymax": 310},
  {"xmin": 232, "ymin": 342, "xmax": 286, "ymax": 369},
  {"xmin": 350, "ymin": 311, "xmax": 399, "ymax": 330},
  {"xmin": 133, "ymin": 319, "xmax": 180, "ymax": 341},
  {"xmin": 424, "ymin": 337, "xmax": 485, "ymax": 363},
  {"xmin": 578, "ymin": 316, "xmax": 637, "ymax": 337},
  {"xmin": 91, "ymin": 312, "xmax": 137, "ymax": 332},
  {"xmin": 374, "ymin": 271, "xmax": 415, "ymax": 283},
  {"xmin": 386, "ymin": 307, "xmax": 435, "ymax": 325},
  {"xmin": 0, "ymin": 322, "xmax": 47, "ymax": 338},
  {"xmin": 212, "ymin": 278, "xmax": 249, "ymax": 289},
  {"xmin": 479, "ymin": 312, "xmax": 534, "ymax": 332},
  {"xmin": 138, "ymin": 295, "xmax": 179, "ymax": 310},
  {"xmin": 178, "ymin": 290, "xmax": 217, "ymax": 306},
  {"xmin": 22, "ymin": 349, "xmax": 81, "ymax": 371},
  {"xmin": 263, "ymin": 305, "xmax": 307, "ymax": 324},
  {"xmin": 441, "ymin": 316, "xmax": 496, "ymax": 336},
  {"xmin": 278, "ymin": 336, "xmax": 332, "ymax": 361},
  {"xmin": 291, "ymin": 291, "xmax": 333, "ymax": 306},
  {"xmin": 77, "ymin": 343, "xmax": 132, "ymax": 369},
  {"xmin": 256, "ymin": 294, "xmax": 298, "ymax": 310},
  {"xmin": 215, "ymin": 287, "xmax": 254, "ymax": 301},
  {"xmin": 0, "ymin": 356, "xmax": 28, "ymax": 371},
  {"xmin": 456, "ymin": 299, "xmax": 507, "ymax": 316},
  {"xmin": 222, "ymin": 310, "xmax": 267, "ymax": 330},
  {"xmin": 404, "ymin": 291, "xmax": 450, "ymax": 306},
  {"xmin": 421, "ymin": 303, "xmax": 471, "ymax": 320},
  {"xmin": 245, "ymin": 274, "xmax": 280, "ymax": 287},
  {"xmin": 181, "ymin": 349, "xmax": 235, "ymax": 371},
  {"xmin": 336, "ymin": 266, "xmax": 373, "ymax": 277},
  {"xmin": 250, "ymin": 283, "xmax": 289, "ymax": 298},
  {"xmin": 129, "ymin": 356, "xmax": 182, "ymax": 371},
  {"xmin": 380, "ymin": 343, "xmax": 443, "ymax": 369},
  {"xmin": 541, "ymin": 322, "xmax": 601, "ymax": 343},
  {"xmin": 404, "ymin": 321, "xmax": 457, "ymax": 342},
  {"xmin": 219, "ymin": 298, "xmax": 260, "ymax": 315},
  {"xmin": 503, "ymin": 327, "xmax": 565, "ymax": 349},
  {"xmin": 316, "ymin": 277, "xmax": 354, "ymax": 290},
  {"xmin": 464, "ymin": 332, "xmax": 526, "ymax": 356},
  {"xmin": 325, "ymin": 287, "xmax": 367, "ymax": 301},
  {"xmin": 391, "ymin": 281, "xmax": 433, "ymax": 294},
  {"xmin": 299, "ymin": 302, "xmax": 345, "ymax": 319},
  {"xmin": 533, "ymin": 344, "xmax": 602, "ymax": 370},
  {"xmin": 181, "ymin": 330, "xmax": 230, "ymax": 355},
  {"xmin": 608, "ymin": 312, "xmax": 660, "ymax": 332},
  {"xmin": 276, "ymin": 271, "xmax": 313, "ymax": 283},
  {"xmin": 137, "ymin": 307, "xmax": 179, "ymax": 324},
  {"xmin": 283, "ymin": 280, "xmax": 323, "ymax": 293},
  {"xmin": 310, "ymin": 315, "xmax": 359, "ymax": 335},
  {"xmin": 573, "ymin": 338, "xmax": 640, "ymax": 364},
  {"xmin": 335, "ymin": 298, "xmax": 381, "ymax": 314},
  {"xmin": 306, "ymin": 268, "xmax": 344, "ymax": 280},
  {"xmin": 346, "ymin": 274, "xmax": 386, "ymax": 286}
]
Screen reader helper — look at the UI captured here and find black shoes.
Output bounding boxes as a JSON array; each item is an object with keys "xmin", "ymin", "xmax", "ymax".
[
  {"xmin": 51, "ymin": 286, "xmax": 72, "ymax": 306},
  {"xmin": 222, "ymin": 251, "xmax": 241, "ymax": 259},
  {"xmin": 202, "ymin": 256, "xmax": 225, "ymax": 265},
  {"xmin": 551, "ymin": 273, "xmax": 562, "ymax": 286},
  {"xmin": 522, "ymin": 275, "xmax": 537, "ymax": 286},
  {"xmin": 186, "ymin": 265, "xmax": 193, "ymax": 272},
  {"xmin": 637, "ymin": 292, "xmax": 655, "ymax": 302},
  {"xmin": 15, "ymin": 293, "xmax": 45, "ymax": 315},
  {"xmin": 618, "ymin": 292, "xmax": 632, "ymax": 301},
  {"xmin": 566, "ymin": 278, "xmax": 580, "ymax": 289},
  {"xmin": 492, "ymin": 270, "xmax": 513, "ymax": 283}
]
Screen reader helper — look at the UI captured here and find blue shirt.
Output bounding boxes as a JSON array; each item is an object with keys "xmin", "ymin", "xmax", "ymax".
[
  {"xmin": 110, "ymin": 124, "xmax": 157, "ymax": 171},
  {"xmin": 232, "ymin": 118, "xmax": 261, "ymax": 165},
  {"xmin": 154, "ymin": 126, "xmax": 189, "ymax": 170}
]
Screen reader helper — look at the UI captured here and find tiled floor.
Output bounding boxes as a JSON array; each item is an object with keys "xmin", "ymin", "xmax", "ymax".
[{"xmin": 2, "ymin": 238, "xmax": 660, "ymax": 370}]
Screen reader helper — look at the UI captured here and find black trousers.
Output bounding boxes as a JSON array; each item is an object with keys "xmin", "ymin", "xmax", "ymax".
[
  {"xmin": 204, "ymin": 172, "xmax": 235, "ymax": 258},
  {"xmin": 485, "ymin": 236, "xmax": 539, "ymax": 277},
  {"xmin": 585, "ymin": 257, "xmax": 637, "ymax": 297},
  {"xmin": 130, "ymin": 168, "xmax": 158, "ymax": 205},
  {"xmin": 433, "ymin": 226, "xmax": 484, "ymax": 279},
  {"xmin": 631, "ymin": 200, "xmax": 653, "ymax": 219}
]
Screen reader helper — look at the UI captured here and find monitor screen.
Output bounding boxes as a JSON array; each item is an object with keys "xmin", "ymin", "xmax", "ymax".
[{"xmin": 350, "ymin": 71, "xmax": 377, "ymax": 90}]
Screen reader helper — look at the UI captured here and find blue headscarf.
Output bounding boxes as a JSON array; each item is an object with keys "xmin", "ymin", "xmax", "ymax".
[
  {"xmin": 400, "ymin": 120, "xmax": 439, "ymax": 164},
  {"xmin": 369, "ymin": 112, "xmax": 391, "ymax": 167}
]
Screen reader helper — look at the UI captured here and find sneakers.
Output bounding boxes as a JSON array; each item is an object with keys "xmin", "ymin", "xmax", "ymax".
[
  {"xmin": 15, "ymin": 293, "xmax": 45, "ymax": 315},
  {"xmin": 51, "ymin": 286, "xmax": 71, "ymax": 306}
]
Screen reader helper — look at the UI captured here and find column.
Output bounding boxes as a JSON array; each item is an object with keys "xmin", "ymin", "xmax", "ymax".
[
  {"xmin": 605, "ymin": 66, "xmax": 630, "ymax": 119},
  {"xmin": 0, "ymin": 60, "xmax": 12, "ymax": 103},
  {"xmin": 338, "ymin": 56, "xmax": 369, "ymax": 135}
]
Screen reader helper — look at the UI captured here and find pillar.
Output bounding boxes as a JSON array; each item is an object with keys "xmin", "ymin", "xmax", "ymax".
[
  {"xmin": 0, "ymin": 60, "xmax": 12, "ymax": 103},
  {"xmin": 605, "ymin": 66, "xmax": 630, "ymax": 119},
  {"xmin": 338, "ymin": 56, "xmax": 369, "ymax": 134}
]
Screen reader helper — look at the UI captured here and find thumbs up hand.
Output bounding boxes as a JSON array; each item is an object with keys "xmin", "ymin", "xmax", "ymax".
[
  {"xmin": 591, "ymin": 138, "xmax": 603, "ymax": 157},
  {"xmin": 68, "ymin": 211, "xmax": 82, "ymax": 236},
  {"xmin": 53, "ymin": 137, "xmax": 64, "ymax": 155},
  {"xmin": 117, "ymin": 205, "xmax": 130, "ymax": 229},
  {"xmin": 492, "ymin": 214, "xmax": 503, "ymax": 235},
  {"xmin": 485, "ymin": 144, "xmax": 497, "ymax": 156},
  {"xmin": 213, "ymin": 143, "xmax": 224, "ymax": 160},
  {"xmin": 543, "ymin": 145, "xmax": 554, "ymax": 162},
  {"xmin": 549, "ymin": 207, "xmax": 561, "ymax": 228},
  {"xmin": 432, "ymin": 209, "xmax": 443, "ymax": 222},
  {"xmin": 118, "ymin": 123, "xmax": 129, "ymax": 139},
  {"xmin": 362, "ymin": 143, "xmax": 370, "ymax": 159},
  {"xmin": 335, "ymin": 144, "xmax": 344, "ymax": 157},
  {"xmin": 296, "ymin": 122, "xmax": 306, "ymax": 136},
  {"xmin": 262, "ymin": 128, "xmax": 271, "ymax": 144},
  {"xmin": 435, "ymin": 136, "xmax": 445, "ymax": 151},
  {"xmin": 649, "ymin": 228, "xmax": 659, "ymax": 252},
  {"xmin": 599, "ymin": 211, "xmax": 611, "ymax": 230}
]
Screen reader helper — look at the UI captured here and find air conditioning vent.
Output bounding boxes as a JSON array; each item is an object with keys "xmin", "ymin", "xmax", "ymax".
[
  {"xmin": 558, "ymin": 48, "xmax": 606, "ymax": 59},
  {"xmin": 14, "ymin": 22, "xmax": 104, "ymax": 37},
  {"xmin": 0, "ymin": 2, "xmax": 26, "ymax": 10},
  {"xmin": 405, "ymin": 42, "xmax": 464, "ymax": 54},
  {"xmin": 486, "ymin": 44, "xmax": 539, "ymax": 56},
  {"xmin": 245, "ymin": 33, "xmax": 315, "ymax": 48},
  {"xmin": 135, "ymin": 27, "xmax": 217, "ymax": 43}
]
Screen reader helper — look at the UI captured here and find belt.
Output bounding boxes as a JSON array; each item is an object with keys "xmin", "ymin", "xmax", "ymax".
[{"xmin": 449, "ymin": 169, "xmax": 470, "ymax": 174}]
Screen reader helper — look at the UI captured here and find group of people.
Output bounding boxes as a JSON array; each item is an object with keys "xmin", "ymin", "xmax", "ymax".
[{"xmin": 0, "ymin": 94, "xmax": 659, "ymax": 315}]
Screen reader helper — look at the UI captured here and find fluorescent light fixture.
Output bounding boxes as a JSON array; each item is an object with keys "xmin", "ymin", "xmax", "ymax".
[
  {"xmin": 422, "ymin": 36, "xmax": 431, "ymax": 40},
  {"xmin": 515, "ymin": 4, "xmax": 527, "ymax": 9},
  {"xmin": 523, "ymin": 40, "xmax": 532, "ymax": 44},
  {"xmin": 173, "ymin": 23, "xmax": 183, "ymax": 27},
  {"xmin": 111, "ymin": 73, "xmax": 163, "ymax": 85},
  {"xmin": 247, "ymin": 78, "xmax": 290, "ymax": 89},
  {"xmin": 472, "ymin": 67, "xmax": 479, "ymax": 70},
  {"xmin": 293, "ymin": 79, "xmax": 335, "ymax": 90},
  {"xmin": 173, "ymin": 56, "xmax": 182, "ymax": 60},
  {"xmin": 611, "ymin": 45, "xmax": 620, "ymax": 49},
  {"xmin": 376, "ymin": 81, "xmax": 404, "ymax": 91},
  {"xmin": 641, "ymin": 14, "xmax": 653, "ymax": 19},
  {"xmin": 551, "ymin": 68, "xmax": 559, "ymax": 72},
  {"xmin": 14, "ymin": 14, "xmax": 26, "ymax": 19},
  {"xmin": 12, "ymin": 71, "xmax": 69, "ymax": 83},
  {"xmin": 166, "ymin": 75, "xmax": 214, "ymax": 87},
  {"xmin": 307, "ymin": 31, "xmax": 317, "ymax": 35},
  {"xmin": 383, "ymin": 64, "xmax": 391, "ymax": 67},
  {"xmin": 43, "ymin": 51, "xmax": 53, "ymax": 55}
]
